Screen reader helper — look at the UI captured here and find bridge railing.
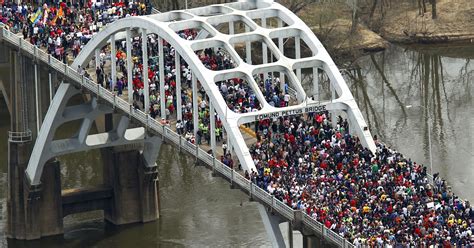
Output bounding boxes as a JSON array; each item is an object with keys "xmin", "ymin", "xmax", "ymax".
[
  {"xmin": 151, "ymin": 7, "xmax": 161, "ymax": 14},
  {"xmin": 0, "ymin": 26, "xmax": 355, "ymax": 248},
  {"xmin": 8, "ymin": 130, "xmax": 32, "ymax": 143}
]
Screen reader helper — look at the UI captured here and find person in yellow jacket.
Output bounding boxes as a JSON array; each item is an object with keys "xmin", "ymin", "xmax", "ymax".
[{"xmin": 362, "ymin": 204, "xmax": 371, "ymax": 214}]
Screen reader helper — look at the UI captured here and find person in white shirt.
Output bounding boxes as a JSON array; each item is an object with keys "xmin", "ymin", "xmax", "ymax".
[
  {"xmin": 284, "ymin": 93, "xmax": 290, "ymax": 106},
  {"xmin": 199, "ymin": 99, "xmax": 206, "ymax": 109},
  {"xmin": 222, "ymin": 141, "xmax": 228, "ymax": 155},
  {"xmin": 176, "ymin": 120, "xmax": 183, "ymax": 134}
]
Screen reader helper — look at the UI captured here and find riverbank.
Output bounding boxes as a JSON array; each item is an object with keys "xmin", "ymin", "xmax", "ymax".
[
  {"xmin": 309, "ymin": 19, "xmax": 389, "ymax": 59},
  {"xmin": 380, "ymin": 0, "xmax": 474, "ymax": 44},
  {"xmin": 299, "ymin": 0, "xmax": 473, "ymax": 62},
  {"xmin": 300, "ymin": 4, "xmax": 389, "ymax": 63}
]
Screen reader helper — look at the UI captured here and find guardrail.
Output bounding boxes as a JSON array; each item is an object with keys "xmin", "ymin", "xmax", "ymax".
[
  {"xmin": 287, "ymin": 86, "xmax": 298, "ymax": 99},
  {"xmin": 0, "ymin": 26, "xmax": 354, "ymax": 248},
  {"xmin": 8, "ymin": 130, "xmax": 32, "ymax": 143},
  {"xmin": 151, "ymin": 7, "xmax": 160, "ymax": 14}
]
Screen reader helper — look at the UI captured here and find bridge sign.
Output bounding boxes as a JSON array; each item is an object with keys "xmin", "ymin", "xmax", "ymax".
[{"xmin": 253, "ymin": 104, "xmax": 327, "ymax": 121}]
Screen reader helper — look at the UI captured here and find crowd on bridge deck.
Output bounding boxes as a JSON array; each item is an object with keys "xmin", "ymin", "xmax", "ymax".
[
  {"xmin": 5, "ymin": 3, "xmax": 472, "ymax": 246},
  {"xmin": 0, "ymin": 0, "xmax": 152, "ymax": 63},
  {"xmin": 93, "ymin": 25, "xmax": 474, "ymax": 247},
  {"xmin": 246, "ymin": 112, "xmax": 473, "ymax": 246},
  {"xmin": 90, "ymin": 27, "xmax": 237, "ymax": 161},
  {"xmin": 93, "ymin": 24, "xmax": 293, "ymax": 153},
  {"xmin": 1, "ymin": 0, "xmax": 295, "ymax": 148}
]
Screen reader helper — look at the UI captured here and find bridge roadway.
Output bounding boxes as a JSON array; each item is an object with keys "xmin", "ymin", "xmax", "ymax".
[{"xmin": 1, "ymin": 23, "xmax": 354, "ymax": 247}]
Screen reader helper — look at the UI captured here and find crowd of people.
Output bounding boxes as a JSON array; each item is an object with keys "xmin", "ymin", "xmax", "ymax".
[
  {"xmin": 217, "ymin": 78, "xmax": 261, "ymax": 114},
  {"xmin": 2, "ymin": 2, "xmax": 472, "ymax": 246},
  {"xmin": 1, "ymin": 0, "xmax": 153, "ymax": 62},
  {"xmin": 246, "ymin": 112, "xmax": 473, "ymax": 246}
]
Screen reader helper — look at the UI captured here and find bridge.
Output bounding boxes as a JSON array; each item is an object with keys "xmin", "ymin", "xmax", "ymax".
[{"xmin": 0, "ymin": 1, "xmax": 375, "ymax": 247}]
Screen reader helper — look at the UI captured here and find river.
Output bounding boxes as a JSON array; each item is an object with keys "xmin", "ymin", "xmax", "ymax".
[{"xmin": 0, "ymin": 43, "xmax": 472, "ymax": 247}]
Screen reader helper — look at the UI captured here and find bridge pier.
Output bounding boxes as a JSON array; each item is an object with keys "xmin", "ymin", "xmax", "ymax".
[
  {"xmin": 6, "ymin": 45, "xmax": 64, "ymax": 240},
  {"xmin": 7, "ymin": 141, "xmax": 64, "ymax": 240},
  {"xmin": 302, "ymin": 235, "xmax": 319, "ymax": 248},
  {"xmin": 258, "ymin": 204, "xmax": 286, "ymax": 247},
  {"xmin": 103, "ymin": 148, "xmax": 160, "ymax": 225},
  {"xmin": 2, "ymin": 38, "xmax": 161, "ymax": 239}
]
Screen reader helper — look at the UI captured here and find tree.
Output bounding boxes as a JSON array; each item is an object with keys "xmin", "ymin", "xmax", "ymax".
[
  {"xmin": 277, "ymin": 0, "xmax": 321, "ymax": 14},
  {"xmin": 347, "ymin": 0, "xmax": 359, "ymax": 34},
  {"xmin": 152, "ymin": 0, "xmax": 233, "ymax": 11},
  {"xmin": 430, "ymin": 0, "xmax": 437, "ymax": 19}
]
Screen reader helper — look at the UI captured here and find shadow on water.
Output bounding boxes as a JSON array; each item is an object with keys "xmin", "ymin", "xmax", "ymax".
[
  {"xmin": 6, "ymin": 220, "xmax": 162, "ymax": 248},
  {"xmin": 343, "ymin": 43, "xmax": 474, "ymax": 201},
  {"xmin": 402, "ymin": 42, "xmax": 474, "ymax": 60}
]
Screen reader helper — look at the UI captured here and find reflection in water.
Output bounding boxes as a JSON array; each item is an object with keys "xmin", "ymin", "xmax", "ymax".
[{"xmin": 344, "ymin": 44, "xmax": 474, "ymax": 201}]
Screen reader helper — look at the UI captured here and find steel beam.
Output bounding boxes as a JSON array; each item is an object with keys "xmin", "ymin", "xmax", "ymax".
[
  {"xmin": 278, "ymin": 19, "xmax": 285, "ymax": 90},
  {"xmin": 159, "ymin": 36, "xmax": 166, "ymax": 119},
  {"xmin": 142, "ymin": 28, "xmax": 149, "ymax": 113},
  {"xmin": 295, "ymin": 36, "xmax": 301, "ymax": 81},
  {"xmin": 110, "ymin": 34, "xmax": 117, "ymax": 91},
  {"xmin": 175, "ymin": 53, "xmax": 182, "ymax": 122},
  {"xmin": 126, "ymin": 28, "xmax": 133, "ymax": 104},
  {"xmin": 210, "ymin": 101, "xmax": 216, "ymax": 157},
  {"xmin": 192, "ymin": 73, "xmax": 198, "ymax": 138},
  {"xmin": 34, "ymin": 63, "xmax": 40, "ymax": 133}
]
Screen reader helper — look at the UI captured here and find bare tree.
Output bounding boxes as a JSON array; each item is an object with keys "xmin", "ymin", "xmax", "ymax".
[
  {"xmin": 152, "ymin": 0, "xmax": 232, "ymax": 11},
  {"xmin": 430, "ymin": 0, "xmax": 437, "ymax": 19},
  {"xmin": 277, "ymin": 0, "xmax": 322, "ymax": 14},
  {"xmin": 347, "ymin": 0, "xmax": 359, "ymax": 33}
]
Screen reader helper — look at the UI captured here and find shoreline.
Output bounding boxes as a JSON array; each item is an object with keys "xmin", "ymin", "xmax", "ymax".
[
  {"xmin": 319, "ymin": 28, "xmax": 474, "ymax": 63},
  {"xmin": 301, "ymin": 0, "xmax": 474, "ymax": 60},
  {"xmin": 381, "ymin": 31, "xmax": 474, "ymax": 45}
]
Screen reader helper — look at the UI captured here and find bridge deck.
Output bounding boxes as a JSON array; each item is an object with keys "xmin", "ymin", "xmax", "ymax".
[{"xmin": 0, "ymin": 26, "xmax": 354, "ymax": 248}]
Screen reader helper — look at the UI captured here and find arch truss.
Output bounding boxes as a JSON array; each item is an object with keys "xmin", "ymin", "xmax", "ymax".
[
  {"xmin": 29, "ymin": 0, "xmax": 375, "ymax": 185},
  {"xmin": 25, "ymin": 83, "xmax": 161, "ymax": 186}
]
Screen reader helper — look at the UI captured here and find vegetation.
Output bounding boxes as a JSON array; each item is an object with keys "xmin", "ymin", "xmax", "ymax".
[{"xmin": 151, "ymin": 0, "xmax": 473, "ymax": 62}]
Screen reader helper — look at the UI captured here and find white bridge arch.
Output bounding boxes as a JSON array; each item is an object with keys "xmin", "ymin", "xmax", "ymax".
[{"xmin": 27, "ymin": 0, "xmax": 375, "ymax": 186}]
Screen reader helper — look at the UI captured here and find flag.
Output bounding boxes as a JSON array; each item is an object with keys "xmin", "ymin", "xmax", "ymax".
[
  {"xmin": 52, "ymin": 7, "xmax": 63, "ymax": 25},
  {"xmin": 30, "ymin": 8, "xmax": 42, "ymax": 24},
  {"xmin": 57, "ymin": 7, "xmax": 64, "ymax": 18},
  {"xmin": 43, "ymin": 8, "xmax": 49, "ymax": 24}
]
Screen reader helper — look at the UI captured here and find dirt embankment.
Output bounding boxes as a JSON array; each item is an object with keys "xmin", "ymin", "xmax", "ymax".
[
  {"xmin": 298, "ymin": 0, "xmax": 473, "ymax": 60},
  {"xmin": 300, "ymin": 2, "xmax": 389, "ymax": 61},
  {"xmin": 380, "ymin": 0, "xmax": 474, "ymax": 43},
  {"xmin": 310, "ymin": 19, "xmax": 389, "ymax": 54}
]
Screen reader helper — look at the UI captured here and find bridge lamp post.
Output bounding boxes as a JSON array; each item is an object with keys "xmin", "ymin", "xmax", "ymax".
[{"xmin": 405, "ymin": 104, "xmax": 434, "ymax": 176}]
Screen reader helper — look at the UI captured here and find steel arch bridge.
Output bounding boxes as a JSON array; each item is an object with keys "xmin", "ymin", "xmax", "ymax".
[{"xmin": 26, "ymin": 0, "xmax": 375, "ymax": 188}]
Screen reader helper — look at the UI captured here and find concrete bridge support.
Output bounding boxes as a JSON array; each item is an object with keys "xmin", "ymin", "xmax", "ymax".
[
  {"xmin": 7, "ymin": 141, "xmax": 64, "ymax": 240},
  {"xmin": 6, "ymin": 46, "xmax": 63, "ymax": 239},
  {"xmin": 101, "ymin": 112, "xmax": 160, "ymax": 225},
  {"xmin": 258, "ymin": 204, "xmax": 287, "ymax": 247},
  {"xmin": 103, "ymin": 148, "xmax": 160, "ymax": 225},
  {"xmin": 302, "ymin": 235, "xmax": 320, "ymax": 248},
  {"xmin": 3, "ymin": 42, "xmax": 161, "ymax": 239}
]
